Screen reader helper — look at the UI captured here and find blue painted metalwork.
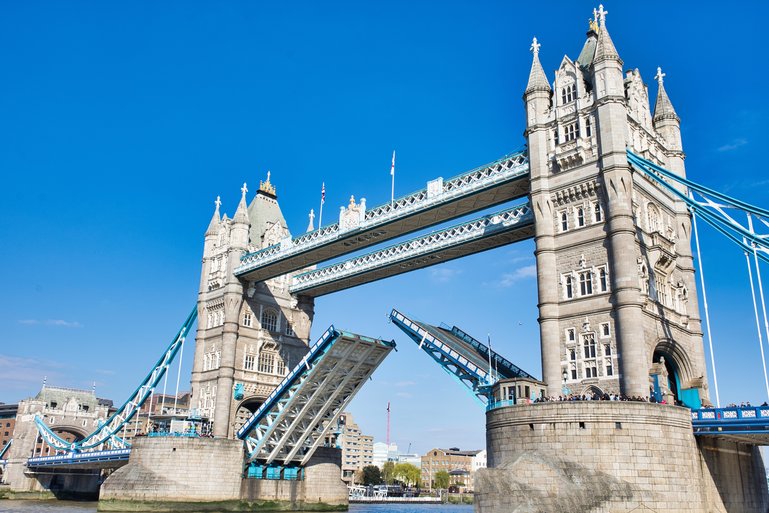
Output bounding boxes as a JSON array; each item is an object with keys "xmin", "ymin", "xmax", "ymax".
[
  {"xmin": 449, "ymin": 325, "xmax": 537, "ymax": 381},
  {"xmin": 389, "ymin": 309, "xmax": 496, "ymax": 405},
  {"xmin": 234, "ymin": 383, "xmax": 245, "ymax": 400},
  {"xmin": 235, "ymin": 149, "xmax": 530, "ymax": 282},
  {"xmin": 0, "ymin": 439, "xmax": 11, "ymax": 460},
  {"xmin": 691, "ymin": 406, "xmax": 769, "ymax": 436},
  {"xmin": 34, "ymin": 307, "xmax": 198, "ymax": 452},
  {"xmin": 289, "ymin": 203, "xmax": 534, "ymax": 297},
  {"xmin": 27, "ymin": 448, "xmax": 131, "ymax": 468},
  {"xmin": 238, "ymin": 326, "xmax": 395, "ymax": 466},
  {"xmin": 628, "ymin": 150, "xmax": 769, "ymax": 263}
]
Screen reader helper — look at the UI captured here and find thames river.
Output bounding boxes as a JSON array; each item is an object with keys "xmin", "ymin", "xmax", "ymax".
[{"xmin": 0, "ymin": 501, "xmax": 474, "ymax": 513}]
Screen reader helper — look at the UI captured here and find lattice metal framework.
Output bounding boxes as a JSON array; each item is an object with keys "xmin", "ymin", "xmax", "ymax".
[
  {"xmin": 235, "ymin": 150, "xmax": 530, "ymax": 282},
  {"xmin": 34, "ymin": 307, "xmax": 197, "ymax": 452},
  {"xmin": 290, "ymin": 203, "xmax": 534, "ymax": 297},
  {"xmin": 238, "ymin": 326, "xmax": 395, "ymax": 466},
  {"xmin": 628, "ymin": 150, "xmax": 769, "ymax": 263},
  {"xmin": 390, "ymin": 309, "xmax": 496, "ymax": 405}
]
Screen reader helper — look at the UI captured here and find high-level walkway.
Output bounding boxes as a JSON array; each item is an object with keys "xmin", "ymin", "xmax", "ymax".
[
  {"xmin": 236, "ymin": 151, "xmax": 529, "ymax": 282},
  {"xmin": 290, "ymin": 203, "xmax": 533, "ymax": 297}
]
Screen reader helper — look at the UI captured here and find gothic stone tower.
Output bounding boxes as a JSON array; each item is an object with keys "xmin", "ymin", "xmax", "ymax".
[
  {"xmin": 526, "ymin": 9, "xmax": 708, "ymax": 405},
  {"xmin": 190, "ymin": 175, "xmax": 315, "ymax": 438}
]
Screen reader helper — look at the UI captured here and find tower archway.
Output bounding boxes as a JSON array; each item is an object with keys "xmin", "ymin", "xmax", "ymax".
[{"xmin": 651, "ymin": 339, "xmax": 700, "ymax": 409}]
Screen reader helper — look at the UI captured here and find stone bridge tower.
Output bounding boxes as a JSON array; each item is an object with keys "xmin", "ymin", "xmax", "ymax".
[
  {"xmin": 526, "ymin": 9, "xmax": 708, "ymax": 405},
  {"xmin": 190, "ymin": 175, "xmax": 315, "ymax": 438}
]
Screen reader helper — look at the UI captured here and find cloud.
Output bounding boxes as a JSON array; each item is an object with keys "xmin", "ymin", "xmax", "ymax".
[
  {"xmin": 396, "ymin": 391, "xmax": 413, "ymax": 399},
  {"xmin": 498, "ymin": 264, "xmax": 537, "ymax": 287},
  {"xmin": 429, "ymin": 268, "xmax": 462, "ymax": 283},
  {"xmin": 395, "ymin": 380, "xmax": 416, "ymax": 387},
  {"xmin": 717, "ymin": 138, "xmax": 747, "ymax": 152},
  {"xmin": 18, "ymin": 319, "xmax": 83, "ymax": 328},
  {"xmin": 0, "ymin": 355, "xmax": 68, "ymax": 397}
]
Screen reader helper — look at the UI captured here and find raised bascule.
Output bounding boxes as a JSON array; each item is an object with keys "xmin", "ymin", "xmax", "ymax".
[{"xmin": 3, "ymin": 5, "xmax": 769, "ymax": 513}]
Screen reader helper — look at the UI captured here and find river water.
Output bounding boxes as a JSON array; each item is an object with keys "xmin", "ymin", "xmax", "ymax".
[{"xmin": 0, "ymin": 501, "xmax": 474, "ymax": 513}]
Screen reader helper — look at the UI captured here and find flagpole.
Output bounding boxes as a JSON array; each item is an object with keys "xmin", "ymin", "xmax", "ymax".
[
  {"xmin": 390, "ymin": 150, "xmax": 396, "ymax": 208},
  {"xmin": 319, "ymin": 182, "xmax": 325, "ymax": 229}
]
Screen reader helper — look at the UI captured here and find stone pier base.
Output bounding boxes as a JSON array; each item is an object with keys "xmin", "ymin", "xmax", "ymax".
[
  {"xmin": 476, "ymin": 402, "xmax": 769, "ymax": 513},
  {"xmin": 99, "ymin": 437, "xmax": 347, "ymax": 511}
]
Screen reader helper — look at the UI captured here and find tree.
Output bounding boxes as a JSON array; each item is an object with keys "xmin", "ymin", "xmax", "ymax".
[
  {"xmin": 393, "ymin": 462, "xmax": 421, "ymax": 487},
  {"xmin": 434, "ymin": 470, "xmax": 450, "ymax": 490},
  {"xmin": 361, "ymin": 465, "xmax": 382, "ymax": 486},
  {"xmin": 382, "ymin": 461, "xmax": 395, "ymax": 484}
]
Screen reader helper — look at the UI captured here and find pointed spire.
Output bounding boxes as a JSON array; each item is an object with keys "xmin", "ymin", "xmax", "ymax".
[
  {"xmin": 653, "ymin": 67, "xmax": 679, "ymax": 123},
  {"xmin": 234, "ymin": 182, "xmax": 249, "ymax": 224},
  {"xmin": 593, "ymin": 4, "xmax": 622, "ymax": 65},
  {"xmin": 205, "ymin": 195, "xmax": 221, "ymax": 236},
  {"xmin": 525, "ymin": 37, "xmax": 551, "ymax": 95}
]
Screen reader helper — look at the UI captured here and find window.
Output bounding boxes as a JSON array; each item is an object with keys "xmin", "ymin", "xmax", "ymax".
[
  {"xmin": 285, "ymin": 322, "xmax": 295, "ymax": 337},
  {"xmin": 561, "ymin": 84, "xmax": 575, "ymax": 104},
  {"xmin": 585, "ymin": 364, "xmax": 597, "ymax": 378},
  {"xmin": 567, "ymin": 328, "xmax": 576, "ymax": 342},
  {"xmin": 564, "ymin": 123, "xmax": 578, "ymax": 142},
  {"xmin": 579, "ymin": 271, "xmax": 593, "ymax": 296},
  {"xmin": 261, "ymin": 309, "xmax": 278, "ymax": 332},
  {"xmin": 258, "ymin": 352, "xmax": 275, "ymax": 374},
  {"xmin": 647, "ymin": 204, "xmax": 660, "ymax": 233},
  {"xmin": 571, "ymin": 366, "xmax": 577, "ymax": 380},
  {"xmin": 606, "ymin": 362, "xmax": 614, "ymax": 376},
  {"xmin": 585, "ymin": 116, "xmax": 592, "ymax": 137},
  {"xmin": 569, "ymin": 349, "xmax": 576, "ymax": 361},
  {"xmin": 593, "ymin": 202, "xmax": 602, "ymax": 222},
  {"xmin": 560, "ymin": 211, "xmax": 569, "ymax": 232},
  {"xmin": 601, "ymin": 323, "xmax": 610, "ymax": 337},
  {"xmin": 604, "ymin": 344, "xmax": 612, "ymax": 356},
  {"xmin": 244, "ymin": 354, "xmax": 255, "ymax": 371},
  {"xmin": 583, "ymin": 334, "xmax": 596, "ymax": 358},
  {"xmin": 576, "ymin": 207, "xmax": 585, "ymax": 227},
  {"xmin": 599, "ymin": 267, "xmax": 608, "ymax": 292},
  {"xmin": 276, "ymin": 358, "xmax": 286, "ymax": 375},
  {"xmin": 565, "ymin": 275, "xmax": 574, "ymax": 299},
  {"xmin": 243, "ymin": 311, "xmax": 252, "ymax": 327}
]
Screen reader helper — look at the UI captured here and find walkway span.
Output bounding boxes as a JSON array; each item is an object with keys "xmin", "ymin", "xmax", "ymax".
[
  {"xmin": 290, "ymin": 203, "xmax": 533, "ymax": 297},
  {"xmin": 236, "ymin": 151, "xmax": 529, "ymax": 282}
]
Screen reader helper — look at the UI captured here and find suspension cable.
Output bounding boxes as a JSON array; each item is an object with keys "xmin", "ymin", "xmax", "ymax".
[
  {"xmin": 749, "ymin": 214, "xmax": 769, "ymax": 379},
  {"xmin": 692, "ymin": 207, "xmax": 720, "ymax": 407},
  {"xmin": 744, "ymin": 234, "xmax": 769, "ymax": 400}
]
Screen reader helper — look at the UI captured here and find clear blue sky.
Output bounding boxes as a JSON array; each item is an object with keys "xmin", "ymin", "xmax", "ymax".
[{"xmin": 1, "ymin": 1, "xmax": 767, "ymax": 455}]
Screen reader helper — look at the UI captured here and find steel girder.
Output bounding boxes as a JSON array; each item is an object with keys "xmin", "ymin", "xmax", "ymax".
[
  {"xmin": 390, "ymin": 309, "xmax": 494, "ymax": 405},
  {"xmin": 290, "ymin": 203, "xmax": 534, "ymax": 297},
  {"xmin": 26, "ymin": 448, "xmax": 131, "ymax": 470},
  {"xmin": 628, "ymin": 150, "xmax": 769, "ymax": 263},
  {"xmin": 238, "ymin": 327, "xmax": 395, "ymax": 465},
  {"xmin": 34, "ymin": 307, "xmax": 197, "ymax": 452},
  {"xmin": 235, "ymin": 150, "xmax": 530, "ymax": 282}
]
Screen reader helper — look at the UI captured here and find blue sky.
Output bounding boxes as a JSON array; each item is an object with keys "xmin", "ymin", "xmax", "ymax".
[{"xmin": 1, "ymin": 1, "xmax": 768, "ymax": 455}]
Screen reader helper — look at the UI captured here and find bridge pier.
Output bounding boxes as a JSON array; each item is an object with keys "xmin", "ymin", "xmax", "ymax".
[
  {"xmin": 477, "ymin": 402, "xmax": 768, "ymax": 513},
  {"xmin": 99, "ymin": 437, "xmax": 347, "ymax": 511}
]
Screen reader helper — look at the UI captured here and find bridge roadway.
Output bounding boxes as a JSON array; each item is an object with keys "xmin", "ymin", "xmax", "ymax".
[
  {"xmin": 25, "ymin": 448, "xmax": 130, "ymax": 471},
  {"xmin": 290, "ymin": 202, "xmax": 534, "ymax": 297},
  {"xmin": 235, "ymin": 151, "xmax": 529, "ymax": 283}
]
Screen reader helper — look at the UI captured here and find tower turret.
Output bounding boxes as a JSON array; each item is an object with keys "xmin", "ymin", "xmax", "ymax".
[{"xmin": 653, "ymin": 67, "xmax": 683, "ymax": 158}]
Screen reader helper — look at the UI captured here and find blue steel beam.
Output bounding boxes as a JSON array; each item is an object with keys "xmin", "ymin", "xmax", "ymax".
[
  {"xmin": 449, "ymin": 326, "xmax": 537, "ymax": 381},
  {"xmin": 35, "ymin": 307, "xmax": 197, "ymax": 452},
  {"xmin": 289, "ymin": 203, "xmax": 534, "ymax": 297},
  {"xmin": 236, "ymin": 150, "xmax": 530, "ymax": 282},
  {"xmin": 0, "ymin": 439, "xmax": 10, "ymax": 460},
  {"xmin": 27, "ymin": 448, "xmax": 131, "ymax": 470},
  {"xmin": 389, "ymin": 309, "xmax": 494, "ymax": 406},
  {"xmin": 628, "ymin": 150, "xmax": 769, "ymax": 263},
  {"xmin": 238, "ymin": 326, "xmax": 395, "ymax": 465}
]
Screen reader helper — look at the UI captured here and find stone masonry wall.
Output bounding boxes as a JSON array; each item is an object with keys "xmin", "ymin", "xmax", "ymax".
[{"xmin": 477, "ymin": 402, "xmax": 768, "ymax": 513}]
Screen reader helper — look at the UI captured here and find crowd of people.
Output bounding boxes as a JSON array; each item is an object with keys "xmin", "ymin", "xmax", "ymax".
[{"xmin": 531, "ymin": 392, "xmax": 664, "ymax": 403}]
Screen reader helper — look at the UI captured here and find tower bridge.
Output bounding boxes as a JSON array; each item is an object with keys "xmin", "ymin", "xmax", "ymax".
[{"xmin": 3, "ymin": 4, "xmax": 769, "ymax": 513}]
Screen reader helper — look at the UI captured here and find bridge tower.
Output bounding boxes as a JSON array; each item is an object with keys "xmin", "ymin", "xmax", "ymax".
[
  {"xmin": 190, "ymin": 175, "xmax": 315, "ymax": 438},
  {"xmin": 526, "ymin": 11, "xmax": 707, "ymax": 404}
]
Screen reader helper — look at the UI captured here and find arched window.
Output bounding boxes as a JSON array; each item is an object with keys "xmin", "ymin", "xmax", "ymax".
[
  {"xmin": 243, "ymin": 311, "xmax": 252, "ymax": 327},
  {"xmin": 647, "ymin": 204, "xmax": 660, "ymax": 233},
  {"xmin": 258, "ymin": 351, "xmax": 275, "ymax": 374},
  {"xmin": 560, "ymin": 211, "xmax": 568, "ymax": 232},
  {"xmin": 565, "ymin": 275, "xmax": 574, "ymax": 299},
  {"xmin": 593, "ymin": 202, "xmax": 602, "ymax": 222},
  {"xmin": 261, "ymin": 309, "xmax": 278, "ymax": 332},
  {"xmin": 583, "ymin": 334, "xmax": 596, "ymax": 359},
  {"xmin": 585, "ymin": 116, "xmax": 592, "ymax": 137},
  {"xmin": 576, "ymin": 207, "xmax": 585, "ymax": 227}
]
